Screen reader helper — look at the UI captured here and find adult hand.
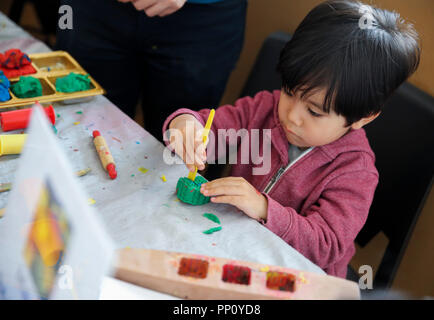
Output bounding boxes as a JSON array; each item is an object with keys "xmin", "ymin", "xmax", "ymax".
[
  {"xmin": 200, "ymin": 177, "xmax": 269, "ymax": 221},
  {"xmin": 118, "ymin": 0, "xmax": 187, "ymax": 17},
  {"xmin": 168, "ymin": 114, "xmax": 207, "ymax": 173}
]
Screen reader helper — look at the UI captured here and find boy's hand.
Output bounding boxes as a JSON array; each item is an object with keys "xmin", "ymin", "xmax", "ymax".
[
  {"xmin": 168, "ymin": 114, "xmax": 207, "ymax": 172},
  {"xmin": 118, "ymin": 0, "xmax": 187, "ymax": 17},
  {"xmin": 200, "ymin": 177, "xmax": 268, "ymax": 221}
]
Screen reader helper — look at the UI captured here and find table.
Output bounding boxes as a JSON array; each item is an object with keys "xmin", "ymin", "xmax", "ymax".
[{"xmin": 0, "ymin": 11, "xmax": 325, "ymax": 299}]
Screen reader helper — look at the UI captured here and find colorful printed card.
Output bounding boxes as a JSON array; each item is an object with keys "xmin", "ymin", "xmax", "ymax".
[{"xmin": 0, "ymin": 104, "xmax": 115, "ymax": 299}]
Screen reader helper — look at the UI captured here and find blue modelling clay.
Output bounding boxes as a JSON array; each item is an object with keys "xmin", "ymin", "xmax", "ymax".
[
  {"xmin": 0, "ymin": 87, "xmax": 9, "ymax": 102},
  {"xmin": 0, "ymin": 71, "xmax": 11, "ymax": 102}
]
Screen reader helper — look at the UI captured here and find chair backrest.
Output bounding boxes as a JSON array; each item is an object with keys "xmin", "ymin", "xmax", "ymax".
[
  {"xmin": 358, "ymin": 82, "xmax": 434, "ymax": 288},
  {"xmin": 240, "ymin": 31, "xmax": 289, "ymax": 97},
  {"xmin": 241, "ymin": 31, "xmax": 434, "ymax": 289}
]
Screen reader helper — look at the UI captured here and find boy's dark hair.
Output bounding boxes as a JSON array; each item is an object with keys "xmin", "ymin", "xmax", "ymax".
[{"xmin": 277, "ymin": 0, "xmax": 420, "ymax": 126}]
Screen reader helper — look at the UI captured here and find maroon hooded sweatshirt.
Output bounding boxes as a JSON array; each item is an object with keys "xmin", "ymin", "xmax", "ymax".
[{"xmin": 163, "ymin": 90, "xmax": 379, "ymax": 278}]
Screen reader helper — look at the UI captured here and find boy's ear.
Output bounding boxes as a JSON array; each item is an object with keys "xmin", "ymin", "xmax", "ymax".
[{"xmin": 350, "ymin": 112, "xmax": 381, "ymax": 130}]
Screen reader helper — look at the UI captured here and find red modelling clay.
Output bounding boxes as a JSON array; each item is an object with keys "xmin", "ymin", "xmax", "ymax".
[
  {"xmin": 0, "ymin": 49, "xmax": 37, "ymax": 78},
  {"xmin": 0, "ymin": 104, "xmax": 55, "ymax": 131},
  {"xmin": 178, "ymin": 257, "xmax": 209, "ymax": 279},
  {"xmin": 106, "ymin": 163, "xmax": 117, "ymax": 179},
  {"xmin": 222, "ymin": 264, "xmax": 251, "ymax": 285}
]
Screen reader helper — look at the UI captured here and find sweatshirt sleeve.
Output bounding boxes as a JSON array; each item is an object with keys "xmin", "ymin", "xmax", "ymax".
[
  {"xmin": 261, "ymin": 170, "xmax": 378, "ymax": 270},
  {"xmin": 162, "ymin": 91, "xmax": 273, "ymax": 148}
]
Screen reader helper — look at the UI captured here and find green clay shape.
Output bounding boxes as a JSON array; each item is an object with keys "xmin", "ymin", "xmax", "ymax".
[
  {"xmin": 203, "ymin": 226, "xmax": 222, "ymax": 234},
  {"xmin": 176, "ymin": 175, "xmax": 210, "ymax": 205},
  {"xmin": 55, "ymin": 72, "xmax": 91, "ymax": 93},
  {"xmin": 11, "ymin": 76, "xmax": 42, "ymax": 98},
  {"xmin": 203, "ymin": 213, "xmax": 220, "ymax": 224}
]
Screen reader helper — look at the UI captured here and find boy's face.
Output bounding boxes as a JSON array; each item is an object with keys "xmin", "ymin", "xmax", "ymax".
[{"xmin": 278, "ymin": 88, "xmax": 351, "ymax": 148}]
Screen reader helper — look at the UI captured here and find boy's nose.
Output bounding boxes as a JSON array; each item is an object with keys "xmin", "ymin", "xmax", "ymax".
[{"xmin": 287, "ymin": 103, "xmax": 303, "ymax": 127}]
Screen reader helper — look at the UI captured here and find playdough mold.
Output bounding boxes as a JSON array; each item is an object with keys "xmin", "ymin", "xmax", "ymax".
[
  {"xmin": 176, "ymin": 176, "xmax": 210, "ymax": 205},
  {"xmin": 0, "ymin": 51, "xmax": 104, "ymax": 109}
]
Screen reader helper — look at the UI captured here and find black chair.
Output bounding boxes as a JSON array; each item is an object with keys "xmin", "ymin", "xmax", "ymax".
[{"xmin": 240, "ymin": 31, "xmax": 434, "ymax": 290}]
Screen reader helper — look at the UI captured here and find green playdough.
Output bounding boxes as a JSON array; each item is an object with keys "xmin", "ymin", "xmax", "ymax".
[
  {"xmin": 203, "ymin": 213, "xmax": 220, "ymax": 224},
  {"xmin": 203, "ymin": 226, "xmax": 222, "ymax": 234},
  {"xmin": 176, "ymin": 176, "xmax": 210, "ymax": 205},
  {"xmin": 55, "ymin": 72, "xmax": 91, "ymax": 93},
  {"xmin": 11, "ymin": 76, "xmax": 42, "ymax": 98}
]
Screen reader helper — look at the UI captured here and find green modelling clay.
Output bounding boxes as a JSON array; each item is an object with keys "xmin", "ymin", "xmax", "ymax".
[
  {"xmin": 55, "ymin": 72, "xmax": 91, "ymax": 93},
  {"xmin": 11, "ymin": 76, "xmax": 42, "ymax": 98},
  {"xmin": 203, "ymin": 226, "xmax": 222, "ymax": 234},
  {"xmin": 176, "ymin": 175, "xmax": 210, "ymax": 205},
  {"xmin": 203, "ymin": 213, "xmax": 220, "ymax": 224}
]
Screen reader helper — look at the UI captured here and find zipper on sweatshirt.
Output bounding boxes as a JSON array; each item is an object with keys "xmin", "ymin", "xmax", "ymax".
[{"xmin": 263, "ymin": 147, "xmax": 314, "ymax": 195}]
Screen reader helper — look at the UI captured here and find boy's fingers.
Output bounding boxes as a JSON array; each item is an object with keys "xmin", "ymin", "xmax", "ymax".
[
  {"xmin": 210, "ymin": 195, "xmax": 240, "ymax": 206},
  {"xmin": 201, "ymin": 185, "xmax": 244, "ymax": 197},
  {"xmin": 170, "ymin": 135, "xmax": 182, "ymax": 157},
  {"xmin": 192, "ymin": 134, "xmax": 207, "ymax": 169},
  {"xmin": 182, "ymin": 135, "xmax": 196, "ymax": 166},
  {"xmin": 186, "ymin": 164, "xmax": 196, "ymax": 172},
  {"xmin": 171, "ymin": 123, "xmax": 206, "ymax": 171},
  {"xmin": 194, "ymin": 146, "xmax": 206, "ymax": 169},
  {"xmin": 182, "ymin": 144, "xmax": 204, "ymax": 172},
  {"xmin": 202, "ymin": 177, "xmax": 245, "ymax": 189}
]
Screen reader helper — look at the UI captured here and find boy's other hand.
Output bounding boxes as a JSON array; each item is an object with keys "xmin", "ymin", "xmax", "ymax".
[
  {"xmin": 118, "ymin": 0, "xmax": 187, "ymax": 17},
  {"xmin": 168, "ymin": 114, "xmax": 207, "ymax": 172},
  {"xmin": 200, "ymin": 177, "xmax": 268, "ymax": 221}
]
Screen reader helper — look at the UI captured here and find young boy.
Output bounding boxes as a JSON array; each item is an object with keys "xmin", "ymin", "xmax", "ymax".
[{"xmin": 162, "ymin": 0, "xmax": 420, "ymax": 278}]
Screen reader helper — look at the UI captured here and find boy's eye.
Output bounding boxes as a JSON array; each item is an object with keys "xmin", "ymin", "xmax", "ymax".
[{"xmin": 308, "ymin": 108, "xmax": 322, "ymax": 117}]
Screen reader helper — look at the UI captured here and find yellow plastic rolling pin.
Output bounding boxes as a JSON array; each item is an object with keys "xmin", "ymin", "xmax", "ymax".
[
  {"xmin": 93, "ymin": 130, "xmax": 117, "ymax": 179},
  {"xmin": 0, "ymin": 134, "xmax": 27, "ymax": 156},
  {"xmin": 188, "ymin": 109, "xmax": 215, "ymax": 182}
]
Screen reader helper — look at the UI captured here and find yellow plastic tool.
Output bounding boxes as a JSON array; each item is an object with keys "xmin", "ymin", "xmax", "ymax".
[
  {"xmin": 0, "ymin": 134, "xmax": 27, "ymax": 156},
  {"xmin": 188, "ymin": 109, "xmax": 215, "ymax": 182}
]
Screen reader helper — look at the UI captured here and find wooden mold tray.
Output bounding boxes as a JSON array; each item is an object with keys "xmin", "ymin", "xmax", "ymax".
[
  {"xmin": 115, "ymin": 248, "xmax": 361, "ymax": 300},
  {"xmin": 0, "ymin": 51, "xmax": 105, "ymax": 109}
]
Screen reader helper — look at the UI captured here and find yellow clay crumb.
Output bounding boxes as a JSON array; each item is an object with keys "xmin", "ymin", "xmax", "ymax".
[
  {"xmin": 88, "ymin": 198, "xmax": 96, "ymax": 205},
  {"xmin": 299, "ymin": 272, "xmax": 308, "ymax": 284},
  {"xmin": 73, "ymin": 121, "xmax": 80, "ymax": 125},
  {"xmin": 138, "ymin": 167, "xmax": 149, "ymax": 174},
  {"xmin": 161, "ymin": 175, "xmax": 167, "ymax": 182}
]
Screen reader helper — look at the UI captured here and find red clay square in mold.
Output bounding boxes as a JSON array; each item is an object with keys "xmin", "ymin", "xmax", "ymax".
[
  {"xmin": 266, "ymin": 271, "xmax": 296, "ymax": 292},
  {"xmin": 178, "ymin": 257, "xmax": 209, "ymax": 279},
  {"xmin": 222, "ymin": 264, "xmax": 251, "ymax": 285}
]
